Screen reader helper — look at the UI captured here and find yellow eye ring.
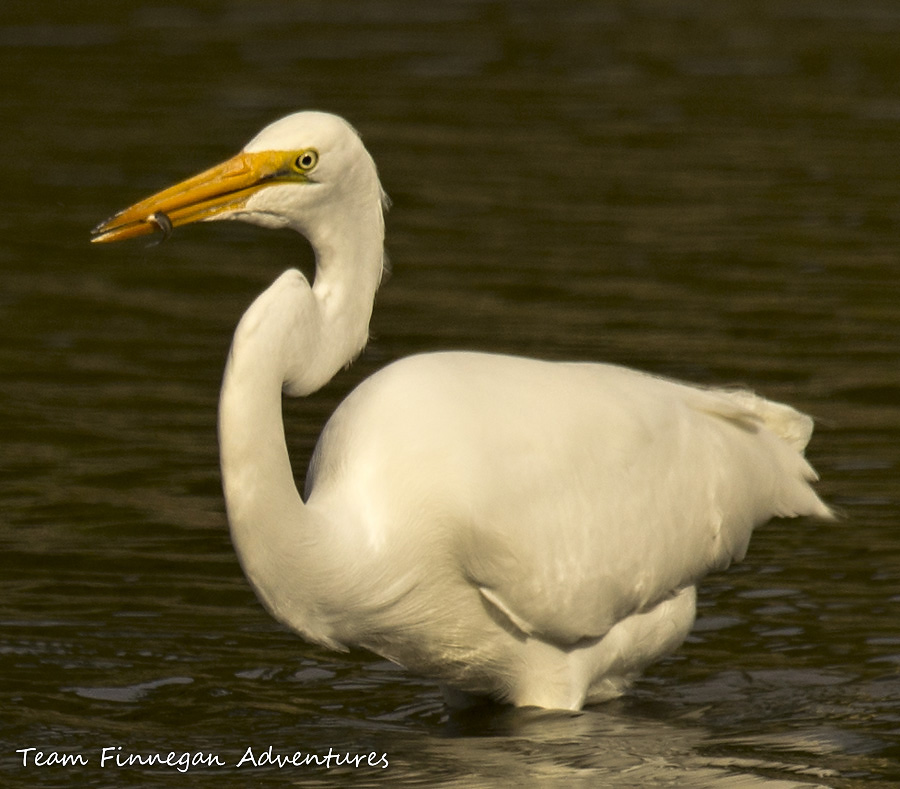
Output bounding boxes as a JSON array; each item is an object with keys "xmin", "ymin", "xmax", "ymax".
[{"xmin": 293, "ymin": 150, "xmax": 319, "ymax": 172}]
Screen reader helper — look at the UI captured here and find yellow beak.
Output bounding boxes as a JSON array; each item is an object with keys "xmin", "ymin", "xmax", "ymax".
[{"xmin": 91, "ymin": 150, "xmax": 292, "ymax": 243}]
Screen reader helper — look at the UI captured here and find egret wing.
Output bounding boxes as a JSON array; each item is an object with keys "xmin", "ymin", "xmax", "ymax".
[{"xmin": 308, "ymin": 352, "xmax": 829, "ymax": 647}]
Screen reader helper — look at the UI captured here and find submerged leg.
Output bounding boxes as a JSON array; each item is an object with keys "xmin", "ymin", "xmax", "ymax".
[{"xmin": 440, "ymin": 684, "xmax": 492, "ymax": 710}]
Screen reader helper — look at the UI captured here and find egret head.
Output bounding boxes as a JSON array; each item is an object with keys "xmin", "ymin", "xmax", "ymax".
[{"xmin": 91, "ymin": 111, "xmax": 386, "ymax": 244}]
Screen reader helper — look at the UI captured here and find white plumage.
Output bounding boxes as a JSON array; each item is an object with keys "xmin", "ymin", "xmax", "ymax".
[{"xmin": 93, "ymin": 111, "xmax": 831, "ymax": 710}]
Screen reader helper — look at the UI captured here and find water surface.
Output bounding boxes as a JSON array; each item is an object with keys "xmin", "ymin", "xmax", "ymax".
[{"xmin": 1, "ymin": 2, "xmax": 898, "ymax": 786}]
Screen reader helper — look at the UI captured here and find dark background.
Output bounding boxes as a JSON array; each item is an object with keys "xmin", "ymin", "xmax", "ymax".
[{"xmin": 1, "ymin": 2, "xmax": 898, "ymax": 786}]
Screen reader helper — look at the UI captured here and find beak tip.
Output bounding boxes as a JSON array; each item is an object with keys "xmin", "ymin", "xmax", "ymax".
[
  {"xmin": 89, "ymin": 220, "xmax": 115, "ymax": 243},
  {"xmin": 90, "ymin": 213, "xmax": 115, "ymax": 239},
  {"xmin": 89, "ymin": 220, "xmax": 147, "ymax": 244}
]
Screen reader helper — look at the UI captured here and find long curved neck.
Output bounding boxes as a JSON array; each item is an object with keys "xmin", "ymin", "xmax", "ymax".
[{"xmin": 217, "ymin": 202, "xmax": 384, "ymax": 643}]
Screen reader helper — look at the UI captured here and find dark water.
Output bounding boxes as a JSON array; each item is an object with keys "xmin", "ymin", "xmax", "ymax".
[{"xmin": 1, "ymin": 1, "xmax": 898, "ymax": 786}]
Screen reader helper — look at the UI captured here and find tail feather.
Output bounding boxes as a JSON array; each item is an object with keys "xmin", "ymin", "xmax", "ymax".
[
  {"xmin": 723, "ymin": 390, "xmax": 815, "ymax": 453},
  {"xmin": 693, "ymin": 386, "xmax": 834, "ymax": 521}
]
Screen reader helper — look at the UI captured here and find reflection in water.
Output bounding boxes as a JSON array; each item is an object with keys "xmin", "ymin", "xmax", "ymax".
[
  {"xmin": 421, "ymin": 707, "xmax": 840, "ymax": 788},
  {"xmin": 65, "ymin": 676, "xmax": 194, "ymax": 704},
  {"xmin": 1, "ymin": 0, "xmax": 899, "ymax": 786}
]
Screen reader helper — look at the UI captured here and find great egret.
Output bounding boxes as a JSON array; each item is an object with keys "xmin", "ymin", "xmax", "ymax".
[{"xmin": 92, "ymin": 111, "xmax": 832, "ymax": 711}]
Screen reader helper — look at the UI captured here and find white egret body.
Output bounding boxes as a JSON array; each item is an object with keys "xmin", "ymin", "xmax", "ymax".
[{"xmin": 93, "ymin": 112, "xmax": 832, "ymax": 710}]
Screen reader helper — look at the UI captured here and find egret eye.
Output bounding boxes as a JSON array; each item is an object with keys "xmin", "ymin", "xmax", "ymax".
[{"xmin": 293, "ymin": 150, "xmax": 319, "ymax": 172}]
